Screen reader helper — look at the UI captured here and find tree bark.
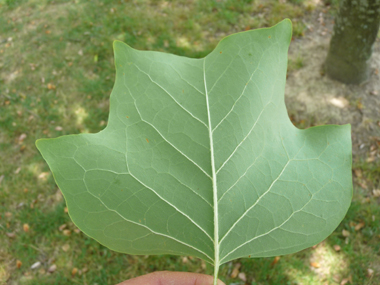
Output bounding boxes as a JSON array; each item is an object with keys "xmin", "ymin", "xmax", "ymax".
[{"xmin": 324, "ymin": 0, "xmax": 380, "ymax": 84}]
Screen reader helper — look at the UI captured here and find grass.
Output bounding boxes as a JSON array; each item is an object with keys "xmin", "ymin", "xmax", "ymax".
[
  {"xmin": 0, "ymin": 0, "xmax": 379, "ymax": 284},
  {"xmin": 288, "ymin": 56, "xmax": 305, "ymax": 73}
]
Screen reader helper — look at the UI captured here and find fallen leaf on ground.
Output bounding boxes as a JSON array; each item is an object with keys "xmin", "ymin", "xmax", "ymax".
[
  {"xmin": 369, "ymin": 90, "xmax": 378, "ymax": 95},
  {"xmin": 342, "ymin": 229, "xmax": 350, "ymax": 237},
  {"xmin": 6, "ymin": 232, "xmax": 16, "ymax": 238},
  {"xmin": 354, "ymin": 222, "xmax": 365, "ymax": 231},
  {"xmin": 23, "ymin": 223, "xmax": 30, "ymax": 232},
  {"xmin": 16, "ymin": 260, "xmax": 22, "ymax": 269},
  {"xmin": 230, "ymin": 263, "xmax": 241, "ymax": 278},
  {"xmin": 367, "ymin": 268, "xmax": 374, "ymax": 277},
  {"xmin": 310, "ymin": 262, "xmax": 321, "ymax": 268},
  {"xmin": 47, "ymin": 83, "xmax": 56, "ymax": 90},
  {"xmin": 361, "ymin": 197, "xmax": 371, "ymax": 204},
  {"xmin": 38, "ymin": 172, "xmax": 49, "ymax": 180},
  {"xmin": 31, "ymin": 261, "xmax": 41, "ymax": 269},
  {"xmin": 333, "ymin": 245, "xmax": 341, "ymax": 251},
  {"xmin": 271, "ymin": 256, "xmax": 280, "ymax": 267},
  {"xmin": 72, "ymin": 267, "xmax": 78, "ymax": 276},
  {"xmin": 358, "ymin": 181, "xmax": 368, "ymax": 189},
  {"xmin": 356, "ymin": 99, "xmax": 363, "ymax": 110},
  {"xmin": 340, "ymin": 275, "xmax": 352, "ymax": 285},
  {"xmin": 366, "ymin": 156, "xmax": 376, "ymax": 163},
  {"xmin": 373, "ymin": 189, "xmax": 380, "ymax": 197},
  {"xmin": 59, "ymin": 224, "xmax": 67, "ymax": 231},
  {"xmin": 62, "ymin": 244, "xmax": 70, "ymax": 252},
  {"xmin": 328, "ymin": 96, "xmax": 349, "ymax": 108},
  {"xmin": 353, "ymin": 168, "xmax": 362, "ymax": 178},
  {"xmin": 30, "ymin": 199, "xmax": 38, "ymax": 209},
  {"xmin": 63, "ymin": 229, "xmax": 71, "ymax": 236},
  {"xmin": 18, "ymin": 133, "xmax": 27, "ymax": 143},
  {"xmin": 55, "ymin": 126, "xmax": 63, "ymax": 131},
  {"xmin": 48, "ymin": 264, "xmax": 57, "ymax": 273},
  {"xmin": 238, "ymin": 272, "xmax": 247, "ymax": 282}
]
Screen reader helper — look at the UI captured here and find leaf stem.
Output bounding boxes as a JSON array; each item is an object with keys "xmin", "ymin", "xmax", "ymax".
[{"xmin": 213, "ymin": 260, "xmax": 220, "ymax": 285}]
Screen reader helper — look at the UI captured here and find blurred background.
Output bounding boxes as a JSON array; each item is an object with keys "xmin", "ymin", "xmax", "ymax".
[{"xmin": 0, "ymin": 0, "xmax": 379, "ymax": 284}]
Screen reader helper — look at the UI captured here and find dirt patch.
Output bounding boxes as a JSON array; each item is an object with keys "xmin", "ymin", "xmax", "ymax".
[{"xmin": 285, "ymin": 8, "xmax": 380, "ymax": 160}]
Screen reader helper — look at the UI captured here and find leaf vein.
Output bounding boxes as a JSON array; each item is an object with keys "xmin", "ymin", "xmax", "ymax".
[
  {"xmin": 212, "ymin": 51, "xmax": 265, "ymax": 133},
  {"xmin": 219, "ymin": 157, "xmax": 291, "ymax": 245},
  {"xmin": 220, "ymin": 181, "xmax": 329, "ymax": 263},
  {"xmin": 131, "ymin": 63, "xmax": 208, "ymax": 128},
  {"xmin": 122, "ymin": 77, "xmax": 212, "ymax": 179},
  {"xmin": 83, "ymin": 183, "xmax": 214, "ymax": 263},
  {"xmin": 215, "ymin": 102, "xmax": 270, "ymax": 175}
]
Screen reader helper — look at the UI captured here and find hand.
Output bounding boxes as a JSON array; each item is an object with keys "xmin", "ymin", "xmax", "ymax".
[{"xmin": 117, "ymin": 271, "xmax": 225, "ymax": 285}]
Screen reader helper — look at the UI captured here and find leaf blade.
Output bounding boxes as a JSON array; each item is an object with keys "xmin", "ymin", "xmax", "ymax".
[{"xmin": 36, "ymin": 19, "xmax": 352, "ymax": 272}]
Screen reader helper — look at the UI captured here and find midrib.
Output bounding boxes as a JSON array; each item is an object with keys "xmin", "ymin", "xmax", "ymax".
[{"xmin": 203, "ymin": 59, "xmax": 220, "ymax": 285}]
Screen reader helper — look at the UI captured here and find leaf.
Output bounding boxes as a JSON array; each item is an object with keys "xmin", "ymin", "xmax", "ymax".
[
  {"xmin": 36, "ymin": 19, "xmax": 352, "ymax": 282},
  {"xmin": 23, "ymin": 223, "xmax": 30, "ymax": 233},
  {"xmin": 310, "ymin": 262, "xmax": 321, "ymax": 268},
  {"xmin": 333, "ymin": 244, "xmax": 341, "ymax": 251}
]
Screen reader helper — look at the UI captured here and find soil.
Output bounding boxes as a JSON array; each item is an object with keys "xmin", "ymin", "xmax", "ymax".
[{"xmin": 284, "ymin": 8, "xmax": 380, "ymax": 161}]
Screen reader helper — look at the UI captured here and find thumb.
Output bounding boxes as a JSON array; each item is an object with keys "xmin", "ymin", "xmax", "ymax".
[{"xmin": 117, "ymin": 271, "xmax": 225, "ymax": 285}]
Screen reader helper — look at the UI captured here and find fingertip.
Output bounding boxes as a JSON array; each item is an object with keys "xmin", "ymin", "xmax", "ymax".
[{"xmin": 116, "ymin": 271, "xmax": 226, "ymax": 285}]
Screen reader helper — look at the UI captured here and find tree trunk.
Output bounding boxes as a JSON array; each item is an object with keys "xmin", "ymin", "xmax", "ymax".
[{"xmin": 324, "ymin": 0, "xmax": 380, "ymax": 84}]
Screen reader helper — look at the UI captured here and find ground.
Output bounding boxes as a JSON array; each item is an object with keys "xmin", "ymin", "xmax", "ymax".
[{"xmin": 286, "ymin": 9, "xmax": 380, "ymax": 161}]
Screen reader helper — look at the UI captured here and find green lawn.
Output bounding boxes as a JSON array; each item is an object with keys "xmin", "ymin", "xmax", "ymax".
[{"xmin": 1, "ymin": 0, "xmax": 379, "ymax": 284}]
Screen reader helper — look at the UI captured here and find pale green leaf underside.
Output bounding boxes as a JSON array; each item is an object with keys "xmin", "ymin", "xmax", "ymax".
[{"xmin": 36, "ymin": 20, "xmax": 352, "ymax": 265}]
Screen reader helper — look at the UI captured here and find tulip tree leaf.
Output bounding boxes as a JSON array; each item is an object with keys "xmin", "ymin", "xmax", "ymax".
[{"xmin": 36, "ymin": 19, "xmax": 352, "ymax": 282}]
